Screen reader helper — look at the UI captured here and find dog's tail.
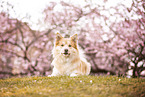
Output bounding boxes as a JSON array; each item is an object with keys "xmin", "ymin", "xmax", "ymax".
[
  {"xmin": 80, "ymin": 58, "xmax": 91, "ymax": 75},
  {"xmin": 78, "ymin": 47, "xmax": 91, "ymax": 75}
]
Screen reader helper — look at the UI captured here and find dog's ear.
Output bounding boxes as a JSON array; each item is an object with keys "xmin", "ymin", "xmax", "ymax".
[
  {"xmin": 55, "ymin": 33, "xmax": 63, "ymax": 45},
  {"xmin": 56, "ymin": 32, "xmax": 63, "ymax": 41},
  {"xmin": 71, "ymin": 34, "xmax": 78, "ymax": 43}
]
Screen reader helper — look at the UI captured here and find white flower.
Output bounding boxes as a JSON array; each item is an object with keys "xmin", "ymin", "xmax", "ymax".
[{"xmin": 90, "ymin": 80, "xmax": 92, "ymax": 83}]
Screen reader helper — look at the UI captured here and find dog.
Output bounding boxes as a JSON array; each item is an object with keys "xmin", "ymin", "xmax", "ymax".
[{"xmin": 49, "ymin": 33, "xmax": 91, "ymax": 77}]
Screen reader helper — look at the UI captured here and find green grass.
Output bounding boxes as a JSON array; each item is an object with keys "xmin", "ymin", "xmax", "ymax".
[{"xmin": 0, "ymin": 76, "xmax": 145, "ymax": 97}]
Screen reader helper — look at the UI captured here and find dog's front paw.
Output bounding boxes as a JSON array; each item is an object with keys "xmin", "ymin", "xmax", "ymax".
[
  {"xmin": 47, "ymin": 75, "xmax": 53, "ymax": 77},
  {"xmin": 70, "ymin": 73, "xmax": 78, "ymax": 77}
]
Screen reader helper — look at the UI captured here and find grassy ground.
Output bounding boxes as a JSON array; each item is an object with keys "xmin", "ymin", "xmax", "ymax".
[{"xmin": 0, "ymin": 76, "xmax": 145, "ymax": 97}]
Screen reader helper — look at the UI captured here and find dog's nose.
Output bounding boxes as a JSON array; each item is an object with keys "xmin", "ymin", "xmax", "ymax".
[{"xmin": 64, "ymin": 49, "xmax": 68, "ymax": 53}]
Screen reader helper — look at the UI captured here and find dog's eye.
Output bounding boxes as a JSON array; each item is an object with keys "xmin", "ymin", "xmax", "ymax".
[
  {"xmin": 69, "ymin": 45, "xmax": 71, "ymax": 47},
  {"xmin": 61, "ymin": 44, "xmax": 64, "ymax": 46}
]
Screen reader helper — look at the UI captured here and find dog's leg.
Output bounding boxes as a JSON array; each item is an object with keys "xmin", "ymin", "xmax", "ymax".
[
  {"xmin": 70, "ymin": 70, "xmax": 79, "ymax": 77},
  {"xmin": 70, "ymin": 73, "xmax": 78, "ymax": 77},
  {"xmin": 48, "ymin": 67, "xmax": 59, "ymax": 77}
]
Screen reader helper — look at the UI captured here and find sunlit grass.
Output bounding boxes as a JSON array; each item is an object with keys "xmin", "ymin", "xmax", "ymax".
[{"xmin": 0, "ymin": 76, "xmax": 145, "ymax": 97}]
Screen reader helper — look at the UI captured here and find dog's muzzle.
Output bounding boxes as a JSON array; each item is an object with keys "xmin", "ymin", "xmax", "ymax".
[{"xmin": 62, "ymin": 49, "xmax": 70, "ymax": 56}]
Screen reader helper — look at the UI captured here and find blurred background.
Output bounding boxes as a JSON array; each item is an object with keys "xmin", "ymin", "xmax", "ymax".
[{"xmin": 0, "ymin": 0, "xmax": 145, "ymax": 78}]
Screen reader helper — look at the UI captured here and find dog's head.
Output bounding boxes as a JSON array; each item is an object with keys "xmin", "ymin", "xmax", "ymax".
[{"xmin": 53, "ymin": 33, "xmax": 78, "ymax": 57}]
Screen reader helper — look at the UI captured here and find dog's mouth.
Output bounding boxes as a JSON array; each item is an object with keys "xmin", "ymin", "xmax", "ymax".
[{"xmin": 62, "ymin": 53, "xmax": 70, "ymax": 56}]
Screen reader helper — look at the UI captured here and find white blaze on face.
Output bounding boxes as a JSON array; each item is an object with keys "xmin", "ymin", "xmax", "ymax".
[{"xmin": 60, "ymin": 41, "xmax": 71, "ymax": 55}]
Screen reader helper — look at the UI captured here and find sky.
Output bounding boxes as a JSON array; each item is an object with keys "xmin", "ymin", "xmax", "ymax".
[{"xmin": 0, "ymin": 0, "xmax": 132, "ymax": 31}]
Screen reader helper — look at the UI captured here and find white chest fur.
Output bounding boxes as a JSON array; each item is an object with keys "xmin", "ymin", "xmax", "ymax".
[{"xmin": 52, "ymin": 56, "xmax": 80, "ymax": 75}]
